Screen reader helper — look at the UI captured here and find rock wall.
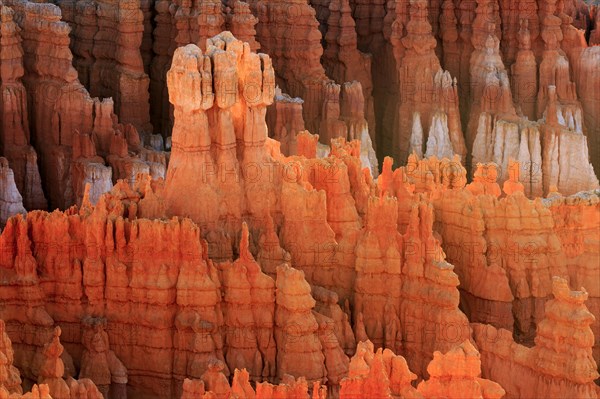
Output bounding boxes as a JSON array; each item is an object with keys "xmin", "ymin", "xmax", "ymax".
[
  {"xmin": 393, "ymin": 0, "xmax": 466, "ymax": 166},
  {"xmin": 0, "ymin": 5, "xmax": 46, "ymax": 212},
  {"xmin": 0, "ymin": 1, "xmax": 599, "ymax": 398},
  {"xmin": 248, "ymin": 0, "xmax": 377, "ymax": 174},
  {"xmin": 473, "ymin": 277, "xmax": 599, "ymax": 399},
  {"xmin": 0, "ymin": 158, "xmax": 26, "ymax": 228},
  {"xmin": 4, "ymin": 0, "xmax": 165, "ymax": 210},
  {"xmin": 339, "ymin": 339, "xmax": 504, "ymax": 399}
]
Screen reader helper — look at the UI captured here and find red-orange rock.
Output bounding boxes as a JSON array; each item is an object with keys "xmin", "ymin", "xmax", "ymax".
[
  {"xmin": 65, "ymin": 0, "xmax": 153, "ymax": 136},
  {"xmin": 416, "ymin": 340, "xmax": 505, "ymax": 399},
  {"xmin": 394, "ymin": 0, "xmax": 466, "ymax": 165},
  {"xmin": 466, "ymin": 163, "xmax": 502, "ymax": 198},
  {"xmin": 0, "ymin": 320, "xmax": 22, "ymax": 395},
  {"xmin": 591, "ymin": 6, "xmax": 600, "ymax": 44},
  {"xmin": 225, "ymin": 1, "xmax": 260, "ymax": 52},
  {"xmin": 574, "ymin": 46, "xmax": 600, "ymax": 176},
  {"xmin": 219, "ymin": 223, "xmax": 276, "ymax": 381},
  {"xmin": 267, "ymin": 89, "xmax": 305, "ymax": 156},
  {"xmin": 473, "ymin": 277, "xmax": 599, "ymax": 399},
  {"xmin": 0, "ymin": 1, "xmax": 599, "ymax": 397},
  {"xmin": 323, "ymin": 0, "xmax": 376, "ymax": 145},
  {"xmin": 502, "ymin": 160, "xmax": 526, "ymax": 196},
  {"xmin": 274, "ymin": 263, "xmax": 326, "ymax": 384},
  {"xmin": 4, "ymin": 0, "xmax": 164, "ymax": 210},
  {"xmin": 0, "ymin": 5, "xmax": 46, "ymax": 212},
  {"xmin": 31, "ymin": 326, "xmax": 103, "ymax": 399},
  {"xmin": 0, "ymin": 317, "xmax": 56, "ymax": 399},
  {"xmin": 79, "ymin": 317, "xmax": 127, "ymax": 397},
  {"xmin": 250, "ymin": 0, "xmax": 377, "ymax": 172},
  {"xmin": 340, "ymin": 340, "xmax": 420, "ymax": 399}
]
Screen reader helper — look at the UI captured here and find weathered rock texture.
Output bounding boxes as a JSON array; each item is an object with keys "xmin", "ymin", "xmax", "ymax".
[
  {"xmin": 150, "ymin": 0, "xmax": 259, "ymax": 137},
  {"xmin": 0, "ymin": 158, "xmax": 26, "ymax": 228},
  {"xmin": 433, "ymin": 161, "xmax": 600, "ymax": 353},
  {"xmin": 358, "ymin": 171, "xmax": 472, "ymax": 377},
  {"xmin": 181, "ymin": 369, "xmax": 327, "ymax": 399},
  {"xmin": 58, "ymin": 0, "xmax": 153, "ymax": 137},
  {"xmin": 0, "ymin": 4, "xmax": 46, "ymax": 212},
  {"xmin": 0, "ymin": 318, "xmax": 103, "ymax": 399},
  {"xmin": 0, "ymin": 320, "xmax": 22, "ymax": 395},
  {"xmin": 473, "ymin": 277, "xmax": 599, "ymax": 399},
  {"xmin": 393, "ymin": 0, "xmax": 466, "ymax": 165},
  {"xmin": 219, "ymin": 223, "xmax": 276, "ymax": 381},
  {"xmin": 2, "ymin": 0, "xmax": 166, "ymax": 210},
  {"xmin": 0, "ymin": 1, "xmax": 599, "ymax": 398},
  {"xmin": 322, "ymin": 0, "xmax": 376, "ymax": 144},
  {"xmin": 266, "ymin": 88, "xmax": 305, "ymax": 156},
  {"xmin": 463, "ymin": 0, "xmax": 599, "ymax": 197},
  {"xmin": 416, "ymin": 340, "xmax": 505, "ymax": 399},
  {"xmin": 339, "ymin": 339, "xmax": 504, "ymax": 399},
  {"xmin": 248, "ymin": 0, "xmax": 378, "ymax": 176},
  {"xmin": 274, "ymin": 263, "xmax": 326, "ymax": 384}
]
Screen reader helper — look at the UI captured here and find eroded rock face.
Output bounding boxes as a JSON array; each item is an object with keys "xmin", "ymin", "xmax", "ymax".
[
  {"xmin": 2, "ymin": 0, "xmax": 165, "ymax": 211},
  {"xmin": 225, "ymin": 0, "xmax": 261, "ymax": 52},
  {"xmin": 181, "ymin": 370, "xmax": 327, "ymax": 399},
  {"xmin": 248, "ymin": 0, "xmax": 377, "ymax": 175},
  {"xmin": 79, "ymin": 317, "xmax": 128, "ymax": 397},
  {"xmin": 462, "ymin": 0, "xmax": 598, "ymax": 198},
  {"xmin": 0, "ymin": 320, "xmax": 22, "ymax": 395},
  {"xmin": 267, "ymin": 88, "xmax": 305, "ymax": 156},
  {"xmin": 219, "ymin": 223, "xmax": 276, "ymax": 381},
  {"xmin": 416, "ymin": 340, "xmax": 505, "ymax": 399},
  {"xmin": 0, "ymin": 158, "xmax": 26, "ymax": 228},
  {"xmin": 473, "ymin": 277, "xmax": 599, "ymax": 399},
  {"xmin": 0, "ymin": 1, "xmax": 599, "ymax": 398},
  {"xmin": 322, "ymin": 0, "xmax": 376, "ymax": 145},
  {"xmin": 67, "ymin": 0, "xmax": 152, "ymax": 137},
  {"xmin": 274, "ymin": 263, "xmax": 326, "ymax": 384},
  {"xmin": 393, "ymin": 0, "xmax": 466, "ymax": 166},
  {"xmin": 339, "ymin": 339, "xmax": 504, "ymax": 399},
  {"xmin": 0, "ymin": 5, "xmax": 46, "ymax": 212},
  {"xmin": 0, "ymin": 317, "xmax": 61, "ymax": 399}
]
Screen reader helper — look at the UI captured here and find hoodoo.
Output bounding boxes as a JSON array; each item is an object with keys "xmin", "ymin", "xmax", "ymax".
[{"xmin": 0, "ymin": 1, "xmax": 599, "ymax": 399}]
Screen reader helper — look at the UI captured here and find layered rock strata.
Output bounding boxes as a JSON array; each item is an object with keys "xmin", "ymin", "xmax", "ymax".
[
  {"xmin": 473, "ymin": 277, "xmax": 599, "ymax": 399},
  {"xmin": 0, "ymin": 4, "xmax": 46, "ymax": 211}
]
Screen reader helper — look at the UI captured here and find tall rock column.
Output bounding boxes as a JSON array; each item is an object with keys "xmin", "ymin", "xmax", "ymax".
[
  {"xmin": 575, "ymin": 46, "xmax": 600, "ymax": 176},
  {"xmin": 0, "ymin": 158, "xmax": 26, "ymax": 228},
  {"xmin": 225, "ymin": 0, "xmax": 260, "ymax": 52},
  {"xmin": 416, "ymin": 341, "xmax": 506, "ymax": 399},
  {"xmin": 540, "ymin": 86, "xmax": 599, "ymax": 195},
  {"xmin": 4, "ymin": 0, "xmax": 144, "ymax": 209},
  {"xmin": 0, "ymin": 4, "xmax": 46, "ymax": 211},
  {"xmin": 511, "ymin": 19, "xmax": 538, "ymax": 121},
  {"xmin": 536, "ymin": 0, "xmax": 582, "ymax": 121},
  {"xmin": 323, "ymin": 0, "xmax": 376, "ymax": 144},
  {"xmin": 274, "ymin": 264, "xmax": 326, "ymax": 384},
  {"xmin": 266, "ymin": 88, "xmax": 305, "ymax": 156},
  {"xmin": 90, "ymin": 0, "xmax": 152, "ymax": 136},
  {"xmin": 439, "ymin": 0, "xmax": 460, "ymax": 80},
  {"xmin": 473, "ymin": 277, "xmax": 600, "ymax": 398},
  {"xmin": 395, "ymin": 0, "xmax": 466, "ymax": 165},
  {"xmin": 590, "ymin": 6, "xmax": 600, "ymax": 44},
  {"xmin": 251, "ymin": 0, "xmax": 376, "ymax": 167},
  {"xmin": 164, "ymin": 43, "xmax": 219, "ymax": 227},
  {"xmin": 0, "ymin": 320, "xmax": 22, "ymax": 395},
  {"xmin": 220, "ymin": 223, "xmax": 276, "ymax": 381},
  {"xmin": 165, "ymin": 32, "xmax": 279, "ymax": 256},
  {"xmin": 466, "ymin": 0, "xmax": 517, "ymax": 154},
  {"xmin": 354, "ymin": 196, "xmax": 403, "ymax": 351}
]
